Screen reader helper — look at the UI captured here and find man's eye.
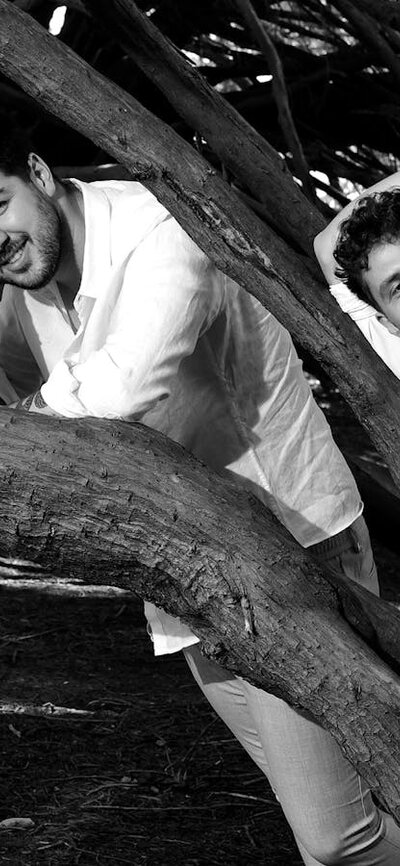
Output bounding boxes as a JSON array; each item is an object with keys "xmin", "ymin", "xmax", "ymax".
[
  {"xmin": 0, "ymin": 200, "xmax": 9, "ymax": 213},
  {"xmin": 390, "ymin": 285, "xmax": 400, "ymax": 299}
]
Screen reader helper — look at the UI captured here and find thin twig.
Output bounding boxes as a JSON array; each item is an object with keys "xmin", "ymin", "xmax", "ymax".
[
  {"xmin": 80, "ymin": 803, "xmax": 269, "ymax": 811},
  {"xmin": 210, "ymin": 790, "xmax": 275, "ymax": 804},
  {"xmin": 235, "ymin": 0, "xmax": 316, "ymax": 202},
  {"xmin": 0, "ymin": 577, "xmax": 132, "ymax": 598},
  {"xmin": 0, "ymin": 700, "xmax": 119, "ymax": 721}
]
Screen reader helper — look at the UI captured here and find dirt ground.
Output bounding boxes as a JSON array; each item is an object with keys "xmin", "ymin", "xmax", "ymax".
[
  {"xmin": 0, "ymin": 587, "xmax": 306, "ymax": 866},
  {"xmin": 0, "ymin": 531, "xmax": 399, "ymax": 866}
]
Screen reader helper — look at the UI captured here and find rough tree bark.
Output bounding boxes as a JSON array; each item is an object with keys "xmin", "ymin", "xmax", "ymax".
[
  {"xmin": 1, "ymin": 2, "xmax": 400, "ymax": 494},
  {"xmin": 1, "ymin": 410, "xmax": 400, "ymax": 819}
]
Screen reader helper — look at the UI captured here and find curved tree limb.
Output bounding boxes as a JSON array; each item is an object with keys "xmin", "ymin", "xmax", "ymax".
[{"xmin": 0, "ymin": 410, "xmax": 400, "ymax": 818}]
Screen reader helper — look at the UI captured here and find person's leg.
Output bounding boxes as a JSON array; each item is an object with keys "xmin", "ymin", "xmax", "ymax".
[
  {"xmin": 309, "ymin": 514, "xmax": 379, "ymax": 595},
  {"xmin": 184, "ymin": 645, "xmax": 400, "ymax": 866},
  {"xmin": 243, "ymin": 677, "xmax": 400, "ymax": 866}
]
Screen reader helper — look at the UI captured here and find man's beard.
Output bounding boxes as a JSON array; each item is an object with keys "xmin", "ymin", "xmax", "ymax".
[{"xmin": 0, "ymin": 190, "xmax": 62, "ymax": 291}]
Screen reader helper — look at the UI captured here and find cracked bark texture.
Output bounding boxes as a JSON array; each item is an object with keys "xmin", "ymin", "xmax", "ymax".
[{"xmin": 1, "ymin": 410, "xmax": 400, "ymax": 819}]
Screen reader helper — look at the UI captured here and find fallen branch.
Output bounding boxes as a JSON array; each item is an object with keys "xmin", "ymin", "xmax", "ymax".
[
  {"xmin": 0, "ymin": 577, "xmax": 131, "ymax": 598},
  {"xmin": 0, "ymin": 700, "xmax": 119, "ymax": 721}
]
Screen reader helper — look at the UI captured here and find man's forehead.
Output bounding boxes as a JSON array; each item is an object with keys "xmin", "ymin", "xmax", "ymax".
[
  {"xmin": 0, "ymin": 169, "xmax": 33, "ymax": 192},
  {"xmin": 0, "ymin": 172, "xmax": 20, "ymax": 189}
]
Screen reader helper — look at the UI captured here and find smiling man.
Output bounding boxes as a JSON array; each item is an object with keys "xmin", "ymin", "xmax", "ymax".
[
  {"xmin": 0, "ymin": 146, "xmax": 83, "ymax": 299},
  {"xmin": 0, "ymin": 156, "xmax": 63, "ymax": 288},
  {"xmin": 0, "ymin": 119, "xmax": 399, "ymax": 865}
]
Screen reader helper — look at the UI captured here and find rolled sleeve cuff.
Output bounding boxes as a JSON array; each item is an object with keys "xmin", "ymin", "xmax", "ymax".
[
  {"xmin": 329, "ymin": 282, "xmax": 377, "ymax": 321},
  {"xmin": 41, "ymin": 359, "xmax": 92, "ymax": 418}
]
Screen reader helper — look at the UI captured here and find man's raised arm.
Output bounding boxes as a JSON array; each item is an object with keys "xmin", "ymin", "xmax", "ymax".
[{"xmin": 314, "ymin": 170, "xmax": 400, "ymax": 285}]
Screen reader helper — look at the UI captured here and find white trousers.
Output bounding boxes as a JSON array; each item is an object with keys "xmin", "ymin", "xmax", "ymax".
[
  {"xmin": 183, "ymin": 517, "xmax": 400, "ymax": 865},
  {"xmin": 183, "ymin": 645, "xmax": 400, "ymax": 866}
]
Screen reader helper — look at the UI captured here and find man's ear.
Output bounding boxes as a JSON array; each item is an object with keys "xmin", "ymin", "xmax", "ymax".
[
  {"xmin": 27, "ymin": 153, "xmax": 55, "ymax": 196},
  {"xmin": 378, "ymin": 315, "xmax": 400, "ymax": 336}
]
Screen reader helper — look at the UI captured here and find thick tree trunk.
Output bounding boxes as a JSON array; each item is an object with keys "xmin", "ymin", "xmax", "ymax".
[
  {"xmin": 0, "ymin": 410, "xmax": 400, "ymax": 818},
  {"xmin": 1, "ymin": 3, "xmax": 400, "ymax": 493}
]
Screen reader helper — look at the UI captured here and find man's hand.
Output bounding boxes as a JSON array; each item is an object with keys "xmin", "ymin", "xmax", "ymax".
[{"xmin": 10, "ymin": 390, "xmax": 60, "ymax": 416}]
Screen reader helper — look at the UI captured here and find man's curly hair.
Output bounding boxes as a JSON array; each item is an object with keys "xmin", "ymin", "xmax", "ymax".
[{"xmin": 334, "ymin": 188, "xmax": 400, "ymax": 309}]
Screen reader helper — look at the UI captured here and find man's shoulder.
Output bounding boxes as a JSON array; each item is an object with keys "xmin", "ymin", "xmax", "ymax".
[
  {"xmin": 80, "ymin": 178, "xmax": 172, "ymax": 261},
  {"xmin": 87, "ymin": 178, "xmax": 167, "ymax": 214}
]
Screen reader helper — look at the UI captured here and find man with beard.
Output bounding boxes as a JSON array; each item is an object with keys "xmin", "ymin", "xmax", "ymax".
[{"xmin": 0, "ymin": 122, "xmax": 398, "ymax": 865}]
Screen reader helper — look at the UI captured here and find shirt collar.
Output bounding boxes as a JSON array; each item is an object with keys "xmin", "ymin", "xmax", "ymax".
[{"xmin": 69, "ymin": 178, "xmax": 112, "ymax": 301}]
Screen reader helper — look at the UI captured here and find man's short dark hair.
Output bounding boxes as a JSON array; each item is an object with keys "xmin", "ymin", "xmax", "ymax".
[
  {"xmin": 334, "ymin": 188, "xmax": 400, "ymax": 309},
  {"xmin": 0, "ymin": 114, "xmax": 34, "ymax": 180}
]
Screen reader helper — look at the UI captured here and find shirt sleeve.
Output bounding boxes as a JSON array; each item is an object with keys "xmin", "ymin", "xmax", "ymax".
[
  {"xmin": 330, "ymin": 281, "xmax": 400, "ymax": 380},
  {"xmin": 0, "ymin": 287, "xmax": 43, "ymax": 401},
  {"xmin": 41, "ymin": 218, "xmax": 226, "ymax": 419}
]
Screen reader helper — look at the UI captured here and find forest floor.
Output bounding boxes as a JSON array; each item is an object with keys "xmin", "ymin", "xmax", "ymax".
[
  {"xmin": 0, "ymin": 589, "xmax": 306, "ymax": 866},
  {"xmin": 0, "ymin": 536, "xmax": 399, "ymax": 866}
]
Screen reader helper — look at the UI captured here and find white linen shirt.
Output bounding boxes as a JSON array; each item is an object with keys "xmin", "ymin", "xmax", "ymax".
[
  {"xmin": 0, "ymin": 179, "xmax": 362, "ymax": 654},
  {"xmin": 330, "ymin": 282, "xmax": 400, "ymax": 378}
]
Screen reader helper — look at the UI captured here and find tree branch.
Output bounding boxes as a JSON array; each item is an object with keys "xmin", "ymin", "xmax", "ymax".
[
  {"xmin": 234, "ymin": 0, "xmax": 316, "ymax": 202},
  {"xmin": 0, "ymin": 576, "xmax": 131, "ymax": 597},
  {"xmin": 12, "ymin": 0, "xmax": 87, "ymax": 13},
  {"xmin": 332, "ymin": 0, "xmax": 400, "ymax": 90},
  {"xmin": 0, "ymin": 700, "xmax": 119, "ymax": 721},
  {"xmin": 0, "ymin": 411, "xmax": 399, "ymax": 816},
  {"xmin": 357, "ymin": 0, "xmax": 400, "ymax": 32}
]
